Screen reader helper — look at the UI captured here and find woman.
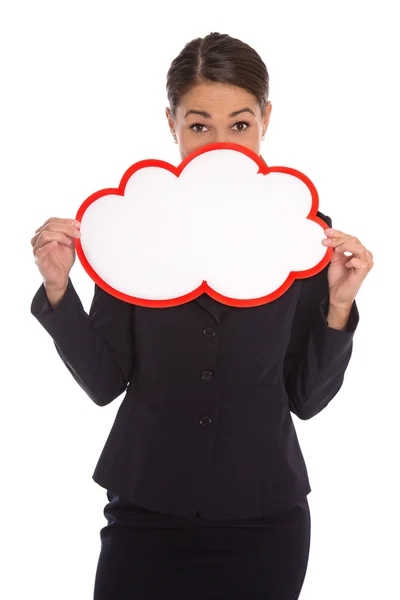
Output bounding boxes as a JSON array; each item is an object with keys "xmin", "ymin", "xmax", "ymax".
[{"xmin": 30, "ymin": 32, "xmax": 373, "ymax": 599}]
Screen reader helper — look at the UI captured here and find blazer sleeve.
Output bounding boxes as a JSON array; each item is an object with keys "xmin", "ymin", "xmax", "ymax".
[
  {"xmin": 30, "ymin": 277, "xmax": 135, "ymax": 407},
  {"xmin": 283, "ymin": 216, "xmax": 360, "ymax": 420}
]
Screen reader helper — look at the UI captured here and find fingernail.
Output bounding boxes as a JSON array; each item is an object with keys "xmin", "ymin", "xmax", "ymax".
[{"xmin": 325, "ymin": 228, "xmax": 333, "ymax": 234}]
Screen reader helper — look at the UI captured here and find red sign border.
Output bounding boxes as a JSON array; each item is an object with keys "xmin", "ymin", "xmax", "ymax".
[{"xmin": 75, "ymin": 142, "xmax": 332, "ymax": 307}]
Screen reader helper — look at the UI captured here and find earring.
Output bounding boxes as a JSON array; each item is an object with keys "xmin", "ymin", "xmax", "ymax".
[
  {"xmin": 173, "ymin": 133, "xmax": 178, "ymax": 144},
  {"xmin": 261, "ymin": 132, "xmax": 266, "ymax": 141}
]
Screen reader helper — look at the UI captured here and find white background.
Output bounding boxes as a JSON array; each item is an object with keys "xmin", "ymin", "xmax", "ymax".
[{"xmin": 1, "ymin": 0, "xmax": 398, "ymax": 598}]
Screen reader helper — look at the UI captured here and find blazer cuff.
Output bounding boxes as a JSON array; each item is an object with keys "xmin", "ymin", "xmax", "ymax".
[
  {"xmin": 319, "ymin": 295, "xmax": 360, "ymax": 334},
  {"xmin": 30, "ymin": 278, "xmax": 84, "ymax": 335}
]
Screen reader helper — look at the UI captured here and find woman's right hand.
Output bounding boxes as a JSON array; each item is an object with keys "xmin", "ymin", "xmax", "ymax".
[{"xmin": 31, "ymin": 217, "xmax": 81, "ymax": 291}]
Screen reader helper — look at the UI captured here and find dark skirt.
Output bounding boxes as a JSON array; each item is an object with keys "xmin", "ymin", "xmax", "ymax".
[{"xmin": 93, "ymin": 492, "xmax": 311, "ymax": 599}]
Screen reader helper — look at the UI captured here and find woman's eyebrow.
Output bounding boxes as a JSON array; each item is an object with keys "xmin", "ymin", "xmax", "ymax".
[
  {"xmin": 230, "ymin": 108, "xmax": 256, "ymax": 118},
  {"xmin": 184, "ymin": 107, "xmax": 256, "ymax": 119},
  {"xmin": 184, "ymin": 110, "xmax": 212, "ymax": 118}
]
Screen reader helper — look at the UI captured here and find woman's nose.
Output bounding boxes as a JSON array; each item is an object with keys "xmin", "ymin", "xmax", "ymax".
[{"xmin": 211, "ymin": 131, "xmax": 230, "ymax": 144}]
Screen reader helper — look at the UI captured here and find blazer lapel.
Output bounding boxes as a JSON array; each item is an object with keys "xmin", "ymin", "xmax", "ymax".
[{"xmin": 194, "ymin": 293, "xmax": 232, "ymax": 324}]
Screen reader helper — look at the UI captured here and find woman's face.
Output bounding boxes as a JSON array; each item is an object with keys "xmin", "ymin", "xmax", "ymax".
[{"xmin": 166, "ymin": 82, "xmax": 272, "ymax": 160}]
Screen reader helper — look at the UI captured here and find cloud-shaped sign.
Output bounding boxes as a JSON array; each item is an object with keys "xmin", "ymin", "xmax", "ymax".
[{"xmin": 75, "ymin": 142, "xmax": 332, "ymax": 308}]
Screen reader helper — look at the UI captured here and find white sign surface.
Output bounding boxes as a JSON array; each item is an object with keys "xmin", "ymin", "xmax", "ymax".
[{"xmin": 75, "ymin": 143, "xmax": 332, "ymax": 307}]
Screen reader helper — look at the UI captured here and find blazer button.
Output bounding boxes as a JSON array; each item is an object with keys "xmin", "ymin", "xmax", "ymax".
[
  {"xmin": 203, "ymin": 327, "xmax": 216, "ymax": 338},
  {"xmin": 200, "ymin": 416, "xmax": 212, "ymax": 427},
  {"xmin": 201, "ymin": 370, "xmax": 214, "ymax": 381}
]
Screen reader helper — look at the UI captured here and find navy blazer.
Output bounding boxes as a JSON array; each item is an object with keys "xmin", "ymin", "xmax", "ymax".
[{"xmin": 31, "ymin": 212, "xmax": 359, "ymax": 519}]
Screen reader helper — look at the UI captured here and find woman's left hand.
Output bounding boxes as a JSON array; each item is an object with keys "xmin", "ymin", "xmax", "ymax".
[{"xmin": 322, "ymin": 229, "xmax": 374, "ymax": 309}]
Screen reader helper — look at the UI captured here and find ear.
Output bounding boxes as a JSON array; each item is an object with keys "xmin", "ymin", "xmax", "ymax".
[
  {"xmin": 262, "ymin": 102, "xmax": 272, "ymax": 131},
  {"xmin": 165, "ymin": 107, "xmax": 175, "ymax": 134}
]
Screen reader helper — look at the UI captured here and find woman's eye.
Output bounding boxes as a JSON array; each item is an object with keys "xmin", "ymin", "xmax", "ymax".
[
  {"xmin": 190, "ymin": 123, "xmax": 208, "ymax": 133},
  {"xmin": 190, "ymin": 121, "xmax": 250, "ymax": 134},
  {"xmin": 232, "ymin": 121, "xmax": 250, "ymax": 132}
]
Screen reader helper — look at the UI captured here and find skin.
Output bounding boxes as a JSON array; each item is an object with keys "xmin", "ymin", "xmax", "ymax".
[
  {"xmin": 166, "ymin": 81, "xmax": 374, "ymax": 329},
  {"xmin": 166, "ymin": 81, "xmax": 271, "ymax": 160},
  {"xmin": 31, "ymin": 218, "xmax": 80, "ymax": 307}
]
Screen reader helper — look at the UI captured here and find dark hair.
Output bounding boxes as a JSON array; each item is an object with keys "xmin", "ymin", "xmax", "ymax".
[{"xmin": 166, "ymin": 32, "xmax": 269, "ymax": 117}]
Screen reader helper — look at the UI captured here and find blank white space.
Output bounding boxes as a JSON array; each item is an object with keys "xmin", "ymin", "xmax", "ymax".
[{"xmin": 1, "ymin": 1, "xmax": 398, "ymax": 599}]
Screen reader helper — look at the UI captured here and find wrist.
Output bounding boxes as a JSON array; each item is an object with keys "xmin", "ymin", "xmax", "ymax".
[
  {"xmin": 326, "ymin": 302, "xmax": 353, "ymax": 331},
  {"xmin": 44, "ymin": 281, "xmax": 68, "ymax": 308}
]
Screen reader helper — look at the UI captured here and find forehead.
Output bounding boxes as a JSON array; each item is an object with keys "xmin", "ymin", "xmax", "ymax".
[{"xmin": 176, "ymin": 82, "xmax": 260, "ymax": 117}]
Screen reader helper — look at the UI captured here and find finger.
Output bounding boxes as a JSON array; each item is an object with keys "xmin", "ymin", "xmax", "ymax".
[
  {"xmin": 34, "ymin": 217, "xmax": 80, "ymax": 234},
  {"xmin": 344, "ymin": 256, "xmax": 370, "ymax": 271},
  {"xmin": 32, "ymin": 230, "xmax": 76, "ymax": 256},
  {"xmin": 324, "ymin": 228, "xmax": 349, "ymax": 238},
  {"xmin": 327, "ymin": 237, "xmax": 363, "ymax": 254},
  {"xmin": 329, "ymin": 239, "xmax": 373, "ymax": 270},
  {"xmin": 35, "ymin": 217, "xmax": 61, "ymax": 234},
  {"xmin": 31, "ymin": 221, "xmax": 80, "ymax": 248},
  {"xmin": 34, "ymin": 240, "xmax": 58, "ymax": 262},
  {"xmin": 322, "ymin": 233, "xmax": 355, "ymax": 247}
]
